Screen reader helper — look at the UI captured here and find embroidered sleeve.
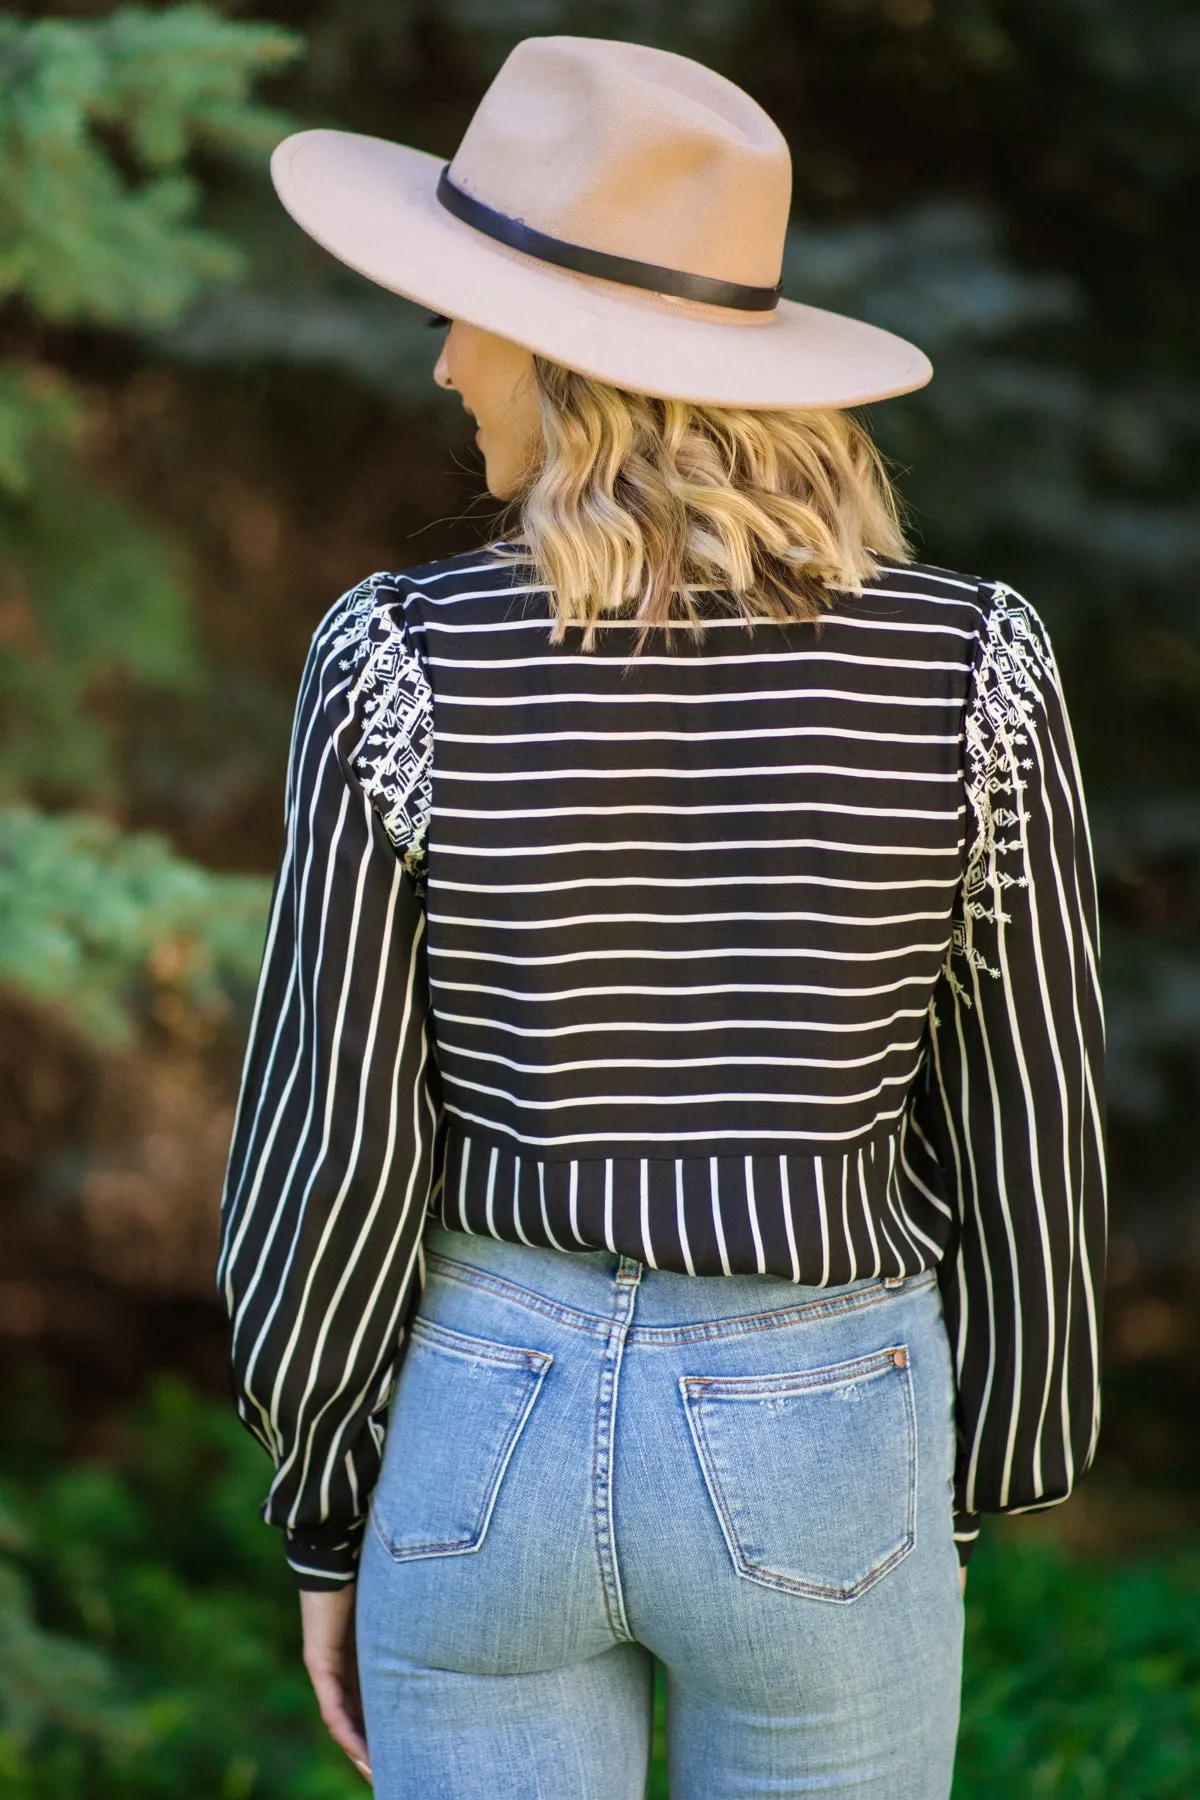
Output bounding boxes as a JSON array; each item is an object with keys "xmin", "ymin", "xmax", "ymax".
[
  {"xmin": 942, "ymin": 580, "xmax": 1045, "ymax": 1002},
  {"xmin": 217, "ymin": 573, "xmax": 439, "ymax": 1589},
  {"xmin": 917, "ymin": 581, "xmax": 1107, "ymax": 1532},
  {"xmin": 328, "ymin": 574, "xmax": 433, "ymax": 880}
]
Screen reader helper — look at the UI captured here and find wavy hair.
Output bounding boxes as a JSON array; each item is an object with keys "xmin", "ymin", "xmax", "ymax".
[{"xmin": 511, "ymin": 357, "xmax": 912, "ymax": 647}]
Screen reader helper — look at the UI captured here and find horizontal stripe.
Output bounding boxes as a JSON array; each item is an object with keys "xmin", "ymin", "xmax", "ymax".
[
  {"xmin": 438, "ymin": 1040, "xmax": 917, "ymax": 1074},
  {"xmin": 427, "ymin": 650, "xmax": 968, "ymax": 672},
  {"xmin": 427, "ymin": 908, "xmax": 953, "ymax": 932},
  {"xmin": 432, "ymin": 837, "xmax": 964, "ymax": 858},
  {"xmin": 436, "ymin": 802, "xmax": 963, "ymax": 821},
  {"xmin": 430, "ymin": 943, "xmax": 948, "ymax": 970},
  {"xmin": 432, "ymin": 1005, "xmax": 932, "ymax": 1039},
  {"xmin": 435, "ymin": 763, "xmax": 962, "ymax": 785},
  {"xmin": 426, "ymin": 613, "xmax": 977, "ymax": 638},
  {"xmin": 435, "ymin": 687, "xmax": 964, "ymax": 708},
  {"xmin": 445, "ymin": 1076, "xmax": 920, "ymax": 1114},
  {"xmin": 436, "ymin": 724, "xmax": 963, "ymax": 743},
  {"xmin": 432, "ymin": 973, "xmax": 937, "ymax": 1001},
  {"xmin": 433, "ymin": 872, "xmax": 963, "ymax": 894},
  {"xmin": 441, "ymin": 1100, "xmax": 911, "ymax": 1146}
]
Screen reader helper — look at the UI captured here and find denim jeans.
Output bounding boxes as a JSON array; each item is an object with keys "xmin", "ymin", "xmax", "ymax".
[{"xmin": 356, "ymin": 1221, "xmax": 964, "ymax": 1798}]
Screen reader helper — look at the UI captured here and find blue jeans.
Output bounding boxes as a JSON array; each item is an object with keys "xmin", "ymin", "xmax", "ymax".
[{"xmin": 356, "ymin": 1222, "xmax": 964, "ymax": 1798}]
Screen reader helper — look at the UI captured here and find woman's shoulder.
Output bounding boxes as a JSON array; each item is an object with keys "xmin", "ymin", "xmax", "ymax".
[
  {"xmin": 870, "ymin": 560, "xmax": 1061, "ymax": 741},
  {"xmin": 868, "ymin": 553, "xmax": 989, "ymax": 610},
  {"xmin": 868, "ymin": 556, "xmax": 1050, "ymax": 647},
  {"xmin": 387, "ymin": 540, "xmax": 527, "ymax": 595},
  {"xmin": 312, "ymin": 542, "xmax": 531, "ymax": 652}
]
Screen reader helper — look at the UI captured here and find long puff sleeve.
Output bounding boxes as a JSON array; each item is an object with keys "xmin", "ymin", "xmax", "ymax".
[
  {"xmin": 914, "ymin": 580, "xmax": 1107, "ymax": 1559},
  {"xmin": 217, "ymin": 573, "xmax": 438, "ymax": 1589}
]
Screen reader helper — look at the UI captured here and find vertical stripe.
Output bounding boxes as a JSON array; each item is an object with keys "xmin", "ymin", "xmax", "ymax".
[
  {"xmin": 839, "ymin": 1153, "xmax": 857, "ymax": 1281},
  {"xmin": 866, "ymin": 1142, "xmax": 904, "ymax": 1277},
  {"xmin": 710, "ymin": 1157, "xmax": 733, "ymax": 1276},
  {"xmin": 639, "ymin": 1160, "xmax": 658, "ymax": 1268},
  {"xmin": 779, "ymin": 1155, "xmax": 801, "ymax": 1283},
  {"xmin": 456, "ymin": 1135, "xmax": 471, "ymax": 1232},
  {"xmin": 676, "ymin": 1160, "xmax": 696, "ymax": 1277},
  {"xmin": 484, "ymin": 1144, "xmax": 499, "ymax": 1238},
  {"xmin": 858, "ymin": 1147, "xmax": 884, "ymax": 1278},
  {"xmin": 813, "ymin": 1157, "xmax": 831, "ymax": 1287},
  {"xmin": 510, "ymin": 1155, "xmax": 535, "ymax": 1246},
  {"xmin": 539, "ymin": 1160, "xmax": 568, "ymax": 1253},
  {"xmin": 745, "ymin": 1156, "xmax": 766, "ymax": 1274},
  {"xmin": 603, "ymin": 1158, "xmax": 615, "ymax": 1253}
]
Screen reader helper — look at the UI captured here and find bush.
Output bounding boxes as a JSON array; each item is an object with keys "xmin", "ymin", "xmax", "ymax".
[
  {"xmin": 0, "ymin": 1377, "xmax": 359, "ymax": 1799},
  {"xmin": 0, "ymin": 806, "xmax": 269, "ymax": 1046},
  {"xmin": 954, "ymin": 1531, "xmax": 1200, "ymax": 1797},
  {"xmin": 0, "ymin": 6, "xmax": 301, "ymax": 808}
]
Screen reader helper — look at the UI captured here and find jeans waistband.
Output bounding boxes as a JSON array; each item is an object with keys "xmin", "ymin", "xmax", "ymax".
[{"xmin": 422, "ymin": 1221, "xmax": 937, "ymax": 1340}]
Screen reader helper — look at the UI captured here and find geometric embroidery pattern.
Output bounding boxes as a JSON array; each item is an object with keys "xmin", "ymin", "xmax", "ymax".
[
  {"xmin": 940, "ymin": 581, "xmax": 1056, "ymax": 1007},
  {"xmin": 330, "ymin": 572, "xmax": 433, "ymax": 883}
]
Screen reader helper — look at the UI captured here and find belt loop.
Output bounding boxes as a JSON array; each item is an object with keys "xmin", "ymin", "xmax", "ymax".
[{"xmin": 616, "ymin": 1256, "xmax": 643, "ymax": 1288}]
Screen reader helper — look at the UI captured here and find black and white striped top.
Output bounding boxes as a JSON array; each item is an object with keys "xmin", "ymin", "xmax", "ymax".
[{"xmin": 218, "ymin": 545, "xmax": 1107, "ymax": 1589}]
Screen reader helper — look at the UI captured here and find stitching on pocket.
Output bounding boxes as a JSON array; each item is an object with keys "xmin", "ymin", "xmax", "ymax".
[
  {"xmin": 680, "ymin": 1345, "xmax": 917, "ymax": 1604},
  {"xmin": 371, "ymin": 1321, "xmax": 552, "ymax": 1563},
  {"xmin": 409, "ymin": 1314, "xmax": 553, "ymax": 1374},
  {"xmin": 683, "ymin": 1346, "xmax": 908, "ymax": 1401}
]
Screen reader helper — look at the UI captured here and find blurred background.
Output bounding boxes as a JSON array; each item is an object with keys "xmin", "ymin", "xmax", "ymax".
[{"xmin": 1, "ymin": 1, "xmax": 1198, "ymax": 1794}]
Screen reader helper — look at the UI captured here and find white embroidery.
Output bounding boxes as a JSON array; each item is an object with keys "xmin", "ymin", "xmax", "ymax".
[
  {"xmin": 330, "ymin": 573, "xmax": 432, "ymax": 879},
  {"xmin": 939, "ymin": 582, "xmax": 1055, "ymax": 1009}
]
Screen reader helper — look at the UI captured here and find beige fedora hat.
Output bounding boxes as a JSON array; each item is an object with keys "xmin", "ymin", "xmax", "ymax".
[{"xmin": 270, "ymin": 35, "xmax": 932, "ymax": 409}]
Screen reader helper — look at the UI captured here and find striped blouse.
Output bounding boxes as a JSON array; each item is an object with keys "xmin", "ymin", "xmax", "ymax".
[{"xmin": 218, "ymin": 545, "xmax": 1107, "ymax": 1589}]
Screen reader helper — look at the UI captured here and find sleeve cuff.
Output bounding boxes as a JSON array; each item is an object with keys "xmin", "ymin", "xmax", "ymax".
[
  {"xmin": 284, "ymin": 1518, "xmax": 366, "ymax": 1590},
  {"xmin": 953, "ymin": 1511, "xmax": 981, "ymax": 1568}
]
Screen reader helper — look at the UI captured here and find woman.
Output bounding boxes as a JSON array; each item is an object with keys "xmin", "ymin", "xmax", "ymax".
[{"xmin": 219, "ymin": 35, "xmax": 1106, "ymax": 1800}]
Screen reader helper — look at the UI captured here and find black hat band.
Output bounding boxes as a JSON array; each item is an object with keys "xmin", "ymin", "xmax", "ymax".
[{"xmin": 436, "ymin": 168, "xmax": 781, "ymax": 314}]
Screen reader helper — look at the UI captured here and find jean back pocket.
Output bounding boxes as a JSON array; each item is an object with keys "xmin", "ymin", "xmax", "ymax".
[
  {"xmin": 371, "ymin": 1316, "xmax": 551, "ymax": 1562},
  {"xmin": 680, "ymin": 1344, "xmax": 916, "ymax": 1603}
]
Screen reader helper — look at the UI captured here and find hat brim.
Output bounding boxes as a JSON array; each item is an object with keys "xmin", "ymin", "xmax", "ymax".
[{"xmin": 271, "ymin": 129, "xmax": 932, "ymax": 410}]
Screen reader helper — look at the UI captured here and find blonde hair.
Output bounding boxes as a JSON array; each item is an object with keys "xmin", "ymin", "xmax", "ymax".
[{"xmin": 511, "ymin": 358, "xmax": 912, "ymax": 647}]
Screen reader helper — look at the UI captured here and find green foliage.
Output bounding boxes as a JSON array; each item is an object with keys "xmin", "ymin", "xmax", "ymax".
[
  {"xmin": 0, "ymin": 1379, "xmax": 360, "ymax": 1799},
  {"xmin": 0, "ymin": 6, "xmax": 299, "ymax": 327},
  {"xmin": 953, "ymin": 1535, "xmax": 1200, "ymax": 1797},
  {"xmin": 1, "ymin": 1378, "xmax": 1198, "ymax": 1797},
  {"xmin": 0, "ymin": 4, "xmax": 295, "ymax": 1038},
  {"xmin": 0, "ymin": 5, "xmax": 301, "ymax": 814},
  {"xmin": 0, "ymin": 1525, "xmax": 135, "ymax": 1762},
  {"xmin": 0, "ymin": 806, "xmax": 269, "ymax": 1045},
  {"xmin": 0, "ymin": 368, "xmax": 76, "ymax": 502},
  {"xmin": 0, "ymin": 368, "xmax": 197, "ymax": 800}
]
